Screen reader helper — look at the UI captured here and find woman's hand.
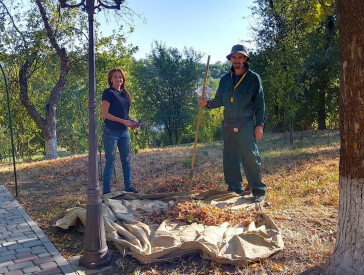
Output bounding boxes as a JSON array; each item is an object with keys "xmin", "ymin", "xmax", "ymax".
[
  {"xmin": 122, "ymin": 119, "xmax": 134, "ymax": 128},
  {"xmin": 123, "ymin": 120, "xmax": 140, "ymax": 130},
  {"xmin": 130, "ymin": 122, "xmax": 140, "ymax": 131},
  {"xmin": 102, "ymin": 100, "xmax": 139, "ymax": 130}
]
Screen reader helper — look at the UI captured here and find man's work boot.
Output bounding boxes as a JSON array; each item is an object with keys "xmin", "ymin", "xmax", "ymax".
[{"xmin": 242, "ymin": 184, "xmax": 253, "ymax": 195}]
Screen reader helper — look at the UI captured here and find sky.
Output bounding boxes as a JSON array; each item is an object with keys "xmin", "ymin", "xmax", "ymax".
[{"xmin": 99, "ymin": 0, "xmax": 256, "ymax": 64}]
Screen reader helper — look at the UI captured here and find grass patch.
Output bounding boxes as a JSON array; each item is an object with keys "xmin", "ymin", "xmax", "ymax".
[{"xmin": 0, "ymin": 130, "xmax": 339, "ymax": 274}]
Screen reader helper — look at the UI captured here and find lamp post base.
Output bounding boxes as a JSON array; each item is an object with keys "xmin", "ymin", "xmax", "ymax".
[{"xmin": 79, "ymin": 251, "xmax": 112, "ymax": 269}]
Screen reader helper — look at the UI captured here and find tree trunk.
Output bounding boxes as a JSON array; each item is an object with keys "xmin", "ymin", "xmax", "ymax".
[
  {"xmin": 19, "ymin": 60, "xmax": 60, "ymax": 159},
  {"xmin": 175, "ymin": 127, "xmax": 178, "ymax": 145},
  {"xmin": 168, "ymin": 130, "xmax": 173, "ymax": 145},
  {"xmin": 44, "ymin": 103, "xmax": 58, "ymax": 159},
  {"xmin": 317, "ymin": 89, "xmax": 327, "ymax": 130},
  {"xmin": 44, "ymin": 135, "xmax": 57, "ymax": 159},
  {"xmin": 164, "ymin": 121, "xmax": 173, "ymax": 145},
  {"xmin": 326, "ymin": 178, "xmax": 364, "ymax": 274},
  {"xmin": 289, "ymin": 115, "xmax": 294, "ymax": 144},
  {"xmin": 17, "ymin": 1, "xmax": 69, "ymax": 159},
  {"xmin": 326, "ymin": 0, "xmax": 364, "ymax": 273},
  {"xmin": 317, "ymin": 16, "xmax": 335, "ymax": 131}
]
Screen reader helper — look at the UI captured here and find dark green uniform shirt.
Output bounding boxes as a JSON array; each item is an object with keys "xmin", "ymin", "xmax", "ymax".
[{"xmin": 208, "ymin": 68, "xmax": 265, "ymax": 126}]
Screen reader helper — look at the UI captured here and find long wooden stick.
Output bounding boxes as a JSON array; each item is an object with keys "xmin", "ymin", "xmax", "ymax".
[{"xmin": 190, "ymin": 55, "xmax": 210, "ymax": 178}]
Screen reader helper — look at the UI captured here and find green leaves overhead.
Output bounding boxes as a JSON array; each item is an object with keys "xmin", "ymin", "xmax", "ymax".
[
  {"xmin": 251, "ymin": 0, "xmax": 338, "ymax": 135},
  {"xmin": 0, "ymin": 0, "xmax": 341, "ymax": 158},
  {"xmin": 0, "ymin": 0, "xmax": 138, "ymax": 157},
  {"xmin": 298, "ymin": 0, "xmax": 335, "ymax": 31},
  {"xmin": 131, "ymin": 42, "xmax": 202, "ymax": 145}
]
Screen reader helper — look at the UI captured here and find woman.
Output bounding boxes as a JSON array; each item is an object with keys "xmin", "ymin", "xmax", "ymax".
[{"xmin": 101, "ymin": 68, "xmax": 139, "ymax": 194}]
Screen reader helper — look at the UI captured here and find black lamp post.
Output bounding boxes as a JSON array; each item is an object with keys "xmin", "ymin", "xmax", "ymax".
[
  {"xmin": 0, "ymin": 63, "xmax": 18, "ymax": 198},
  {"xmin": 59, "ymin": 0, "xmax": 124, "ymax": 268}
]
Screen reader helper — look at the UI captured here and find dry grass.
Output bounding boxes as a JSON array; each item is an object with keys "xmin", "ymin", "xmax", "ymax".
[{"xmin": 0, "ymin": 129, "xmax": 339, "ymax": 274}]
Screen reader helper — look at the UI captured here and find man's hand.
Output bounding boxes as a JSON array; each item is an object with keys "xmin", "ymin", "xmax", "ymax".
[
  {"xmin": 254, "ymin": 125, "xmax": 264, "ymax": 141},
  {"xmin": 198, "ymin": 96, "xmax": 208, "ymax": 107}
]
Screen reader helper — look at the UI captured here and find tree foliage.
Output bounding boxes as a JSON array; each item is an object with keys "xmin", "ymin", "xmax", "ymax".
[
  {"xmin": 131, "ymin": 42, "xmax": 202, "ymax": 146},
  {"xmin": 209, "ymin": 61, "xmax": 230, "ymax": 79},
  {"xmin": 0, "ymin": 0, "xmax": 137, "ymax": 158},
  {"xmin": 251, "ymin": 0, "xmax": 338, "ymax": 140},
  {"xmin": 0, "ymin": 0, "xmax": 82, "ymax": 158},
  {"xmin": 56, "ymin": 31, "xmax": 137, "ymax": 153},
  {"xmin": 0, "ymin": 0, "xmax": 342, "ymax": 159}
]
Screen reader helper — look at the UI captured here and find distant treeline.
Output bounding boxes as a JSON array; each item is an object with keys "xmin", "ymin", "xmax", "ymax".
[{"xmin": 0, "ymin": 0, "xmax": 338, "ymax": 159}]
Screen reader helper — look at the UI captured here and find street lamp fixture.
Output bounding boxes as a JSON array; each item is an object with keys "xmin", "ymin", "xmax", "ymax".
[
  {"xmin": 59, "ymin": 0, "xmax": 125, "ymax": 269},
  {"xmin": 59, "ymin": 0, "xmax": 124, "ymax": 10}
]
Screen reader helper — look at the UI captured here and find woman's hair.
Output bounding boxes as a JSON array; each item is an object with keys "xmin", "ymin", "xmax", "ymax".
[{"xmin": 107, "ymin": 68, "xmax": 131, "ymax": 101}]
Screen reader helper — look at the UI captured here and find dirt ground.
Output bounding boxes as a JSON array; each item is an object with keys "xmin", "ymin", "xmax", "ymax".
[{"xmin": 0, "ymin": 130, "xmax": 340, "ymax": 274}]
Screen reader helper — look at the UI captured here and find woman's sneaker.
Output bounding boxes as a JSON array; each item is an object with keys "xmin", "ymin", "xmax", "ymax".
[{"xmin": 125, "ymin": 187, "xmax": 139, "ymax": 193}]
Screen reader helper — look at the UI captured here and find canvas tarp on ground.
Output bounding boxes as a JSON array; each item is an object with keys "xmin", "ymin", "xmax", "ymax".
[{"xmin": 55, "ymin": 190, "xmax": 284, "ymax": 265}]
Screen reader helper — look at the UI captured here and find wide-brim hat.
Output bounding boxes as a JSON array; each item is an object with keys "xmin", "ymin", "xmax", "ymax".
[{"xmin": 226, "ymin": 44, "xmax": 250, "ymax": 61}]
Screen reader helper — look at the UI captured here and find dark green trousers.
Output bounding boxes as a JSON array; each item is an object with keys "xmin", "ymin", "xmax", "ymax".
[{"xmin": 222, "ymin": 120, "xmax": 266, "ymax": 196}]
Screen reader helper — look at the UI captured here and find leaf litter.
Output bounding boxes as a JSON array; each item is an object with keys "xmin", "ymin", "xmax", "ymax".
[{"xmin": 0, "ymin": 130, "xmax": 339, "ymax": 274}]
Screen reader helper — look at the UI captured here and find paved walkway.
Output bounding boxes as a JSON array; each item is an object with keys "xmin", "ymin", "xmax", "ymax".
[{"xmin": 0, "ymin": 185, "xmax": 77, "ymax": 275}]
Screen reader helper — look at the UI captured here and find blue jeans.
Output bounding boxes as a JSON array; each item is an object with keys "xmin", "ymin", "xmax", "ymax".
[{"xmin": 103, "ymin": 126, "xmax": 132, "ymax": 194}]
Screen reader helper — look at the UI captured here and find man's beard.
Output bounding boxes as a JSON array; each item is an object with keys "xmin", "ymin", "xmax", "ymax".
[{"xmin": 233, "ymin": 63, "xmax": 244, "ymax": 69}]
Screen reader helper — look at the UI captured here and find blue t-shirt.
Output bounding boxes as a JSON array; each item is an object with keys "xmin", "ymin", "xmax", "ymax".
[{"xmin": 102, "ymin": 87, "xmax": 130, "ymax": 131}]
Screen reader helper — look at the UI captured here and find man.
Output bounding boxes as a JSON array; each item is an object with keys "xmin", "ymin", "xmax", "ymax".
[{"xmin": 198, "ymin": 44, "xmax": 266, "ymax": 202}]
